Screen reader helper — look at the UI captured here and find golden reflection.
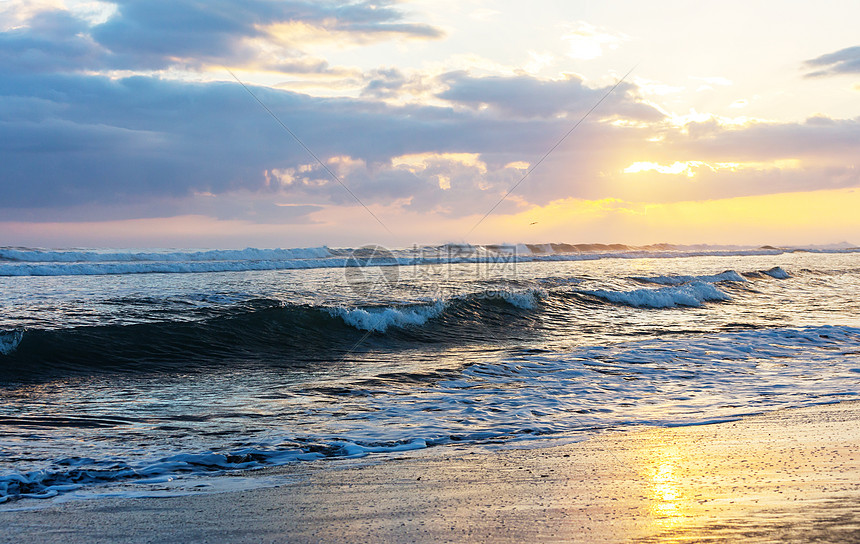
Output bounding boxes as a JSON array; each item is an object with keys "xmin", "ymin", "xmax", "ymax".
[{"xmin": 641, "ymin": 440, "xmax": 688, "ymax": 531}]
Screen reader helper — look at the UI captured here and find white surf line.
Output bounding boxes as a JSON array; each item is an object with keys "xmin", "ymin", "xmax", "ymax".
[
  {"xmin": 481, "ymin": 312, "xmax": 630, "ymax": 468},
  {"xmin": 226, "ymin": 69, "xmax": 392, "ymax": 235}
]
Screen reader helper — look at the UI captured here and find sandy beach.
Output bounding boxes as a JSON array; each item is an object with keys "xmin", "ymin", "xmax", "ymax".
[
  {"xmin": 2, "ymin": 400, "xmax": 858, "ymax": 543},
  {"xmin": 5, "ymin": 0, "xmax": 860, "ymax": 540}
]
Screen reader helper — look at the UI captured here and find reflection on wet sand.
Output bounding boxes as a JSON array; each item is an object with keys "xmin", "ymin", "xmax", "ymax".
[
  {"xmin": 631, "ymin": 404, "xmax": 860, "ymax": 543},
  {"xmin": 644, "ymin": 441, "xmax": 686, "ymax": 532},
  {"xmin": 2, "ymin": 402, "xmax": 857, "ymax": 543}
]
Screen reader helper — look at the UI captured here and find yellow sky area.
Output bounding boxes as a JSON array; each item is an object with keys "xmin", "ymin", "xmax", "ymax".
[
  {"xmin": 1, "ymin": 188, "xmax": 857, "ymax": 248},
  {"xmin": 486, "ymin": 187, "xmax": 860, "ymax": 245},
  {"xmin": 301, "ymin": 186, "xmax": 860, "ymax": 246}
]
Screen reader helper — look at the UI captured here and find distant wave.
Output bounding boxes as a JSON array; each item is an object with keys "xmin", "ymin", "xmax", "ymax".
[
  {"xmin": 632, "ymin": 270, "xmax": 747, "ymax": 285},
  {"xmin": 0, "ymin": 244, "xmax": 800, "ymax": 277},
  {"xmin": 742, "ymin": 266, "xmax": 792, "ymax": 280},
  {"xmin": 762, "ymin": 266, "xmax": 790, "ymax": 279},
  {"xmin": 582, "ymin": 282, "xmax": 732, "ymax": 308},
  {"xmin": 0, "ymin": 258, "xmax": 356, "ymax": 276},
  {"xmin": 0, "ymin": 247, "xmax": 333, "ymax": 263}
]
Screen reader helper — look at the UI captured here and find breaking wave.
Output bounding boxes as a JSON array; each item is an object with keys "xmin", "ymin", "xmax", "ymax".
[
  {"xmin": 0, "ymin": 289, "xmax": 547, "ymax": 374},
  {"xmin": 632, "ymin": 270, "xmax": 747, "ymax": 285},
  {"xmin": 0, "ymin": 244, "xmax": 835, "ymax": 277},
  {"xmin": 3, "ymin": 324, "xmax": 859, "ymax": 503},
  {"xmin": 763, "ymin": 266, "xmax": 790, "ymax": 279},
  {"xmin": 0, "ymin": 439, "xmax": 430, "ymax": 502},
  {"xmin": 331, "ymin": 301, "xmax": 448, "ymax": 333},
  {"xmin": 582, "ymin": 282, "xmax": 732, "ymax": 308},
  {"xmin": 0, "ymin": 247, "xmax": 333, "ymax": 263}
]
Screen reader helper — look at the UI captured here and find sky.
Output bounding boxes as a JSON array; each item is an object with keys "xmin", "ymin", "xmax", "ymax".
[{"xmin": 1, "ymin": 0, "xmax": 858, "ymax": 248}]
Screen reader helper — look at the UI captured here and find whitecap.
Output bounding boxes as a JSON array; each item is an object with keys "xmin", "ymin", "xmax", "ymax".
[
  {"xmin": 584, "ymin": 282, "xmax": 731, "ymax": 308},
  {"xmin": 331, "ymin": 301, "xmax": 447, "ymax": 332}
]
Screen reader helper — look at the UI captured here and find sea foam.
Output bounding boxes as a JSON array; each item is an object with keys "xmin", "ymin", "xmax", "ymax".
[
  {"xmin": 633, "ymin": 270, "xmax": 747, "ymax": 285},
  {"xmin": 1, "ymin": 324, "xmax": 858, "ymax": 503},
  {"xmin": 0, "ymin": 247, "xmax": 333, "ymax": 263},
  {"xmin": 584, "ymin": 282, "xmax": 731, "ymax": 308},
  {"xmin": 331, "ymin": 301, "xmax": 448, "ymax": 332},
  {"xmin": 0, "ymin": 244, "xmax": 832, "ymax": 277}
]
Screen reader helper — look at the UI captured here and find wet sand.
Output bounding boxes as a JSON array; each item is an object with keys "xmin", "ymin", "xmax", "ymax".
[{"xmin": 2, "ymin": 401, "xmax": 859, "ymax": 543}]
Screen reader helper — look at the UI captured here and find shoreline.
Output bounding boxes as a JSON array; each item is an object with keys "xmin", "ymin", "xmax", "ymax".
[{"xmin": 2, "ymin": 400, "xmax": 859, "ymax": 543}]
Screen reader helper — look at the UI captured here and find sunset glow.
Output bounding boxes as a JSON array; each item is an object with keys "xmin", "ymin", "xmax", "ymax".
[{"xmin": 1, "ymin": 0, "xmax": 858, "ymax": 247}]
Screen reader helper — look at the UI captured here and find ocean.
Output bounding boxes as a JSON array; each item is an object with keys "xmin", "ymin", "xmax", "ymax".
[{"xmin": 1, "ymin": 244, "xmax": 859, "ymax": 504}]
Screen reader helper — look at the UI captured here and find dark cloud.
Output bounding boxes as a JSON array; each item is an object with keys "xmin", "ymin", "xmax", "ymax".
[
  {"xmin": 665, "ymin": 117, "xmax": 860, "ymax": 162},
  {"xmin": 437, "ymin": 72, "xmax": 664, "ymax": 121},
  {"xmin": 0, "ymin": 193, "xmax": 323, "ymax": 224},
  {"xmin": 3, "ymin": 69, "xmax": 859, "ymax": 223},
  {"xmin": 0, "ymin": 10, "xmax": 107, "ymax": 73},
  {"xmin": 804, "ymin": 45, "xmax": 860, "ymax": 77},
  {"xmin": 3, "ymin": 2, "xmax": 859, "ymax": 226},
  {"xmin": 611, "ymin": 164, "xmax": 860, "ymax": 204},
  {"xmin": 1, "ymin": 1, "xmax": 443, "ymax": 73},
  {"xmin": 0, "ymin": 69, "xmax": 648, "ymax": 220},
  {"xmin": 362, "ymin": 68, "xmax": 408, "ymax": 98}
]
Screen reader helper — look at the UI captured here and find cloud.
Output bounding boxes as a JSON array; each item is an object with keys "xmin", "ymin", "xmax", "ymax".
[
  {"xmin": 0, "ymin": 67, "xmax": 653, "ymax": 221},
  {"xmin": 360, "ymin": 67, "xmax": 436, "ymax": 101},
  {"xmin": 561, "ymin": 21, "xmax": 627, "ymax": 61},
  {"xmin": 665, "ymin": 116, "xmax": 860, "ymax": 162},
  {"xmin": 93, "ymin": 0, "xmax": 442, "ymax": 70},
  {"xmin": 804, "ymin": 45, "xmax": 860, "ymax": 77},
  {"xmin": 436, "ymin": 72, "xmax": 663, "ymax": 121},
  {"xmin": 613, "ymin": 115, "xmax": 860, "ymax": 202},
  {"xmin": 0, "ymin": 9, "xmax": 109, "ymax": 73},
  {"xmin": 0, "ymin": 0, "xmax": 444, "ymax": 73},
  {"xmin": 3, "ymin": 68, "xmax": 859, "ymax": 225},
  {"xmin": 2, "ymin": 4, "xmax": 859, "ymax": 230}
]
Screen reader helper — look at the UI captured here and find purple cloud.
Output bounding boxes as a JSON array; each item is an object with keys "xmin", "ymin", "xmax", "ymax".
[{"xmin": 804, "ymin": 45, "xmax": 860, "ymax": 77}]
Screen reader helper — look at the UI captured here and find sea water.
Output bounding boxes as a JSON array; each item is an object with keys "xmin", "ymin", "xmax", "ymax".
[{"xmin": 1, "ymin": 244, "xmax": 859, "ymax": 503}]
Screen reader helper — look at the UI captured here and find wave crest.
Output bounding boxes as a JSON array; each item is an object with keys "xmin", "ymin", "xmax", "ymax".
[
  {"xmin": 331, "ymin": 302, "xmax": 448, "ymax": 333},
  {"xmin": 763, "ymin": 266, "xmax": 790, "ymax": 279},
  {"xmin": 0, "ymin": 247, "xmax": 332, "ymax": 263},
  {"xmin": 633, "ymin": 270, "xmax": 747, "ymax": 285},
  {"xmin": 584, "ymin": 282, "xmax": 731, "ymax": 308}
]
